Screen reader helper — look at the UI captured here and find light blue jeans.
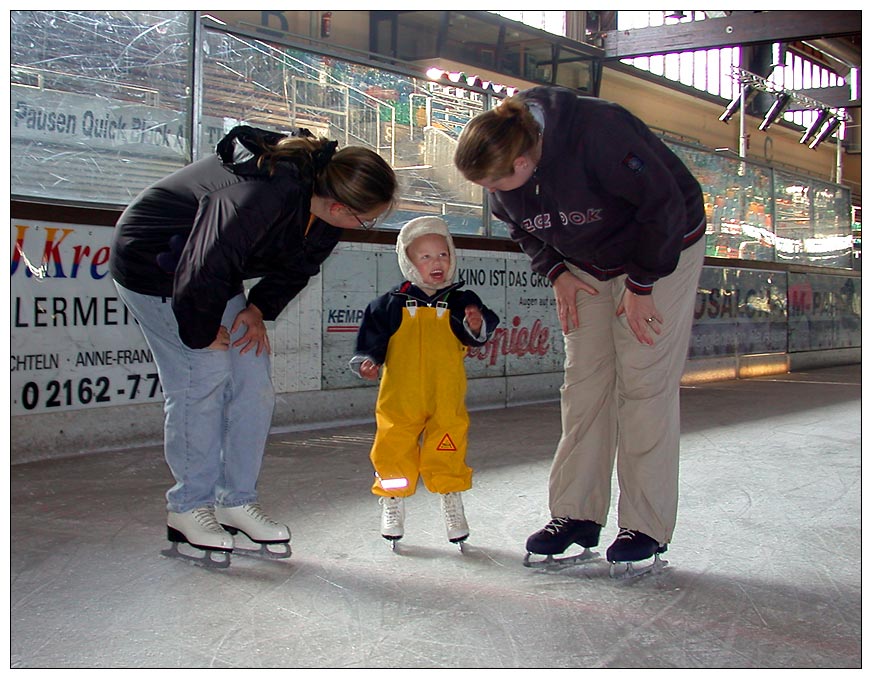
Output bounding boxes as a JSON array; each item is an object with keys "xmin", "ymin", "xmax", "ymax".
[{"xmin": 115, "ymin": 283, "xmax": 275, "ymax": 513}]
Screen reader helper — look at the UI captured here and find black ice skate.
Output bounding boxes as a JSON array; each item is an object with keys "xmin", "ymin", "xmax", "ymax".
[
  {"xmin": 523, "ymin": 517, "xmax": 601, "ymax": 568},
  {"xmin": 162, "ymin": 507, "xmax": 234, "ymax": 569},
  {"xmin": 606, "ymin": 528, "xmax": 668, "ymax": 579}
]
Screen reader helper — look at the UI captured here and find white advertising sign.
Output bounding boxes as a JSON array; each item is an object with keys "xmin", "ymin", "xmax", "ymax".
[{"xmin": 10, "ymin": 220, "xmax": 161, "ymax": 414}]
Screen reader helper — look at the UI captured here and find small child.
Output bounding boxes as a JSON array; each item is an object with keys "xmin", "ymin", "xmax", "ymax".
[{"xmin": 351, "ymin": 216, "xmax": 499, "ymax": 547}]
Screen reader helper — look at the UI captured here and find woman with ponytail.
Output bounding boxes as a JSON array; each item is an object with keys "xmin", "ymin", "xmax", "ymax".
[
  {"xmin": 110, "ymin": 125, "xmax": 397, "ymax": 567},
  {"xmin": 455, "ymin": 87, "xmax": 705, "ymax": 577}
]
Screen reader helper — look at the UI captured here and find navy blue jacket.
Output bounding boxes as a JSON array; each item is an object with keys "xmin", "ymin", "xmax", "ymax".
[{"xmin": 354, "ymin": 281, "xmax": 499, "ymax": 367}]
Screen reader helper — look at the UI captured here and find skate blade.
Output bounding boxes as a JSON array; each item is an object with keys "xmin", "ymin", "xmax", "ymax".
[
  {"xmin": 161, "ymin": 541, "xmax": 231, "ymax": 569},
  {"xmin": 609, "ymin": 553, "xmax": 668, "ymax": 580},
  {"xmin": 449, "ymin": 537, "xmax": 469, "ymax": 553},
  {"xmin": 382, "ymin": 536, "xmax": 402, "ymax": 551},
  {"xmin": 231, "ymin": 533, "xmax": 292, "ymax": 560},
  {"xmin": 523, "ymin": 547, "xmax": 599, "ymax": 569}
]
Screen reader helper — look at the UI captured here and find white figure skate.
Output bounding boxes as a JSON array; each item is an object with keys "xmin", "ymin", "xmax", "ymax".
[
  {"xmin": 163, "ymin": 507, "xmax": 234, "ymax": 569},
  {"xmin": 215, "ymin": 503, "xmax": 292, "ymax": 560},
  {"xmin": 440, "ymin": 492, "xmax": 469, "ymax": 550},
  {"xmin": 380, "ymin": 496, "xmax": 405, "ymax": 550}
]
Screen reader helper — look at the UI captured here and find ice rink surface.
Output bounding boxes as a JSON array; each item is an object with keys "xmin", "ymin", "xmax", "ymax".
[{"xmin": 9, "ymin": 365, "xmax": 862, "ymax": 669}]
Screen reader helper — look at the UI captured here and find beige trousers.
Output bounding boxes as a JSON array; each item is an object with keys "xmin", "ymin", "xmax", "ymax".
[{"xmin": 548, "ymin": 237, "xmax": 704, "ymax": 544}]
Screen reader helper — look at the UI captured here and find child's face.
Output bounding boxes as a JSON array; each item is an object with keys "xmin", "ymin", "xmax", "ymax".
[{"xmin": 407, "ymin": 233, "xmax": 451, "ymax": 287}]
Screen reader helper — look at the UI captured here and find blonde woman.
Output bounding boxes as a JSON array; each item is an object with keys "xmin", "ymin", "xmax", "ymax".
[{"xmin": 455, "ymin": 87, "xmax": 705, "ymax": 577}]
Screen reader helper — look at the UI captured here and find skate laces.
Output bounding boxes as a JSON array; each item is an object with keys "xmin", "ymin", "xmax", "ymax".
[
  {"xmin": 191, "ymin": 507, "xmax": 225, "ymax": 532},
  {"xmin": 614, "ymin": 529, "xmax": 663, "ymax": 550},
  {"xmin": 441, "ymin": 493, "xmax": 465, "ymax": 528},
  {"xmin": 242, "ymin": 503, "xmax": 281, "ymax": 526},
  {"xmin": 381, "ymin": 497, "xmax": 403, "ymax": 527},
  {"xmin": 543, "ymin": 517, "xmax": 572, "ymax": 535}
]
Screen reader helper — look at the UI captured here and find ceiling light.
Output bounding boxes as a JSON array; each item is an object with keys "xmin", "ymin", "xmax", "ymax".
[
  {"xmin": 758, "ymin": 93, "xmax": 792, "ymax": 131},
  {"xmin": 719, "ymin": 86, "xmax": 756, "ymax": 123},
  {"xmin": 799, "ymin": 110, "xmax": 829, "ymax": 145},
  {"xmin": 808, "ymin": 114, "xmax": 841, "ymax": 150}
]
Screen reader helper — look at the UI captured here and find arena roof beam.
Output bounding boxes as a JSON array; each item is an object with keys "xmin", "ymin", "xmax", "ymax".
[{"xmin": 600, "ymin": 11, "xmax": 861, "ymax": 61}]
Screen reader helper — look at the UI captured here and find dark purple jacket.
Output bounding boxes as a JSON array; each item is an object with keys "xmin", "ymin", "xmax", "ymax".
[
  {"xmin": 490, "ymin": 86, "xmax": 705, "ymax": 295},
  {"xmin": 110, "ymin": 126, "xmax": 342, "ymax": 348}
]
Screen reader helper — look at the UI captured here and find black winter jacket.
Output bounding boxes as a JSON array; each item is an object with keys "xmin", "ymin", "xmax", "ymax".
[
  {"xmin": 353, "ymin": 281, "xmax": 500, "ymax": 368},
  {"xmin": 490, "ymin": 86, "xmax": 705, "ymax": 295},
  {"xmin": 110, "ymin": 125, "xmax": 342, "ymax": 348}
]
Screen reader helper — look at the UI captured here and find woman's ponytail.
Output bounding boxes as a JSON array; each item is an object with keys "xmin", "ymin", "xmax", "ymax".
[
  {"xmin": 455, "ymin": 93, "xmax": 540, "ymax": 182},
  {"xmin": 256, "ymin": 130, "xmax": 397, "ymax": 216}
]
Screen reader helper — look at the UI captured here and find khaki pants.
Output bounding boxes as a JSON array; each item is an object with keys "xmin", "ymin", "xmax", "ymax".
[{"xmin": 548, "ymin": 238, "xmax": 704, "ymax": 544}]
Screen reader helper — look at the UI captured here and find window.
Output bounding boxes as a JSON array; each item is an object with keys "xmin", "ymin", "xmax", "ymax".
[
  {"xmin": 200, "ymin": 27, "xmax": 487, "ymax": 235},
  {"xmin": 10, "ymin": 10, "xmax": 193, "ymax": 205},
  {"xmin": 491, "ymin": 11, "xmax": 566, "ymax": 37},
  {"xmin": 9, "ymin": 10, "xmax": 854, "ymax": 266},
  {"xmin": 616, "ymin": 10, "xmax": 847, "ymax": 136},
  {"xmin": 619, "ymin": 11, "xmax": 740, "ymax": 98}
]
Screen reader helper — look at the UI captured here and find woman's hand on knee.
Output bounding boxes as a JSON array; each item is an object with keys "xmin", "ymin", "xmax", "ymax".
[
  {"xmin": 552, "ymin": 271, "xmax": 597, "ymax": 333},
  {"xmin": 617, "ymin": 289, "xmax": 661, "ymax": 346},
  {"xmin": 231, "ymin": 304, "xmax": 271, "ymax": 356},
  {"xmin": 207, "ymin": 326, "xmax": 231, "ymax": 351}
]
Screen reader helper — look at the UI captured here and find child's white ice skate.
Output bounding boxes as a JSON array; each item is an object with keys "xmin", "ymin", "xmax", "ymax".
[
  {"xmin": 440, "ymin": 492, "xmax": 469, "ymax": 549},
  {"xmin": 380, "ymin": 496, "xmax": 405, "ymax": 550}
]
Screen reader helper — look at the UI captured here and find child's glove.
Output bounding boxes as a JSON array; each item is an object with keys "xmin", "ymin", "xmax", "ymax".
[{"xmin": 464, "ymin": 304, "xmax": 484, "ymax": 336}]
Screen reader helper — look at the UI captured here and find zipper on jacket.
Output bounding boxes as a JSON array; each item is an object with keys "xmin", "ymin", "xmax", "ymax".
[{"xmin": 304, "ymin": 213, "xmax": 316, "ymax": 238}]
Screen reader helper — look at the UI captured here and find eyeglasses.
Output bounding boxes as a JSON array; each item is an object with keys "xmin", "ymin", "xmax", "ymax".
[{"xmin": 353, "ymin": 213, "xmax": 379, "ymax": 230}]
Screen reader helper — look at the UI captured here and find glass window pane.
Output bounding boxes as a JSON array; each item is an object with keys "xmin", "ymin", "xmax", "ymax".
[
  {"xmin": 773, "ymin": 172, "xmax": 812, "ymax": 264},
  {"xmin": 669, "ymin": 143, "xmax": 775, "ymax": 263},
  {"xmin": 200, "ymin": 28, "xmax": 487, "ymax": 235},
  {"xmin": 443, "ymin": 13, "xmax": 505, "ymax": 70},
  {"xmin": 809, "ymin": 182, "xmax": 853, "ymax": 267},
  {"xmin": 553, "ymin": 46, "xmax": 596, "ymax": 92},
  {"xmin": 10, "ymin": 10, "xmax": 193, "ymax": 205},
  {"xmin": 679, "ymin": 51, "xmax": 694, "ymax": 87}
]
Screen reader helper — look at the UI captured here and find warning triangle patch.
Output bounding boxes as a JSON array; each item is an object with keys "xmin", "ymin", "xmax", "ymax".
[{"xmin": 436, "ymin": 434, "xmax": 457, "ymax": 451}]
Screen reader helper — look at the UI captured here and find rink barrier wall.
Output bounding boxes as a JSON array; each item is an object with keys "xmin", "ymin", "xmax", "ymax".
[
  {"xmin": 10, "ymin": 235, "xmax": 861, "ymax": 465},
  {"xmin": 9, "ymin": 347, "xmax": 861, "ymax": 466}
]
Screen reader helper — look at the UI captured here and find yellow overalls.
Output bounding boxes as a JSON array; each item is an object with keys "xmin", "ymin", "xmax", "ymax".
[{"xmin": 370, "ymin": 300, "xmax": 473, "ymax": 497}]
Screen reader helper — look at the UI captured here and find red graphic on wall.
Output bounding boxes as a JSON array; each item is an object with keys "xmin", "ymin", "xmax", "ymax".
[{"xmin": 466, "ymin": 315, "xmax": 551, "ymax": 366}]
